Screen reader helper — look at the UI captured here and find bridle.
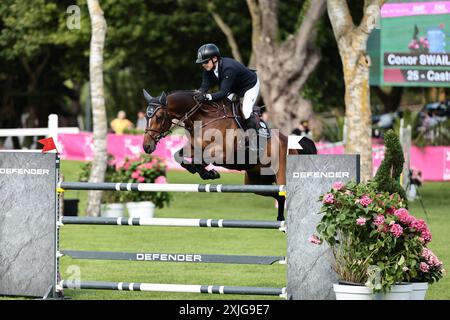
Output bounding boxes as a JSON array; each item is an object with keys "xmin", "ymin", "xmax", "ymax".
[{"xmin": 144, "ymin": 101, "xmax": 173, "ymax": 144}]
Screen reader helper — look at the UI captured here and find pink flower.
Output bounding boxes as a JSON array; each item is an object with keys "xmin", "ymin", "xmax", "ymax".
[
  {"xmin": 411, "ymin": 219, "xmax": 427, "ymax": 232},
  {"xmin": 308, "ymin": 235, "xmax": 321, "ymax": 245},
  {"xmin": 390, "ymin": 223, "xmax": 404, "ymax": 238},
  {"xmin": 131, "ymin": 170, "xmax": 142, "ymax": 179},
  {"xmin": 356, "ymin": 217, "xmax": 366, "ymax": 226},
  {"xmin": 332, "ymin": 182, "xmax": 344, "ymax": 191},
  {"xmin": 422, "ymin": 248, "xmax": 442, "ymax": 267},
  {"xmin": 394, "ymin": 208, "xmax": 415, "ymax": 226},
  {"xmin": 137, "ymin": 176, "xmax": 145, "ymax": 183},
  {"xmin": 420, "ymin": 262, "xmax": 430, "ymax": 273},
  {"xmin": 155, "ymin": 176, "xmax": 167, "ymax": 184},
  {"xmin": 359, "ymin": 195, "xmax": 373, "ymax": 207},
  {"xmin": 123, "ymin": 161, "xmax": 132, "ymax": 170},
  {"xmin": 145, "ymin": 163, "xmax": 154, "ymax": 169},
  {"xmin": 421, "ymin": 230, "xmax": 432, "ymax": 244},
  {"xmin": 323, "ymin": 193, "xmax": 334, "ymax": 204},
  {"xmin": 422, "ymin": 248, "xmax": 432, "ymax": 259},
  {"xmin": 373, "ymin": 215, "xmax": 385, "ymax": 226}
]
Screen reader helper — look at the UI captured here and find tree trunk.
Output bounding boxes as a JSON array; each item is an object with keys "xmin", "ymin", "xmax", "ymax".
[
  {"xmin": 86, "ymin": 0, "xmax": 108, "ymax": 216},
  {"xmin": 251, "ymin": 0, "xmax": 326, "ymax": 134},
  {"xmin": 327, "ymin": 0, "xmax": 382, "ymax": 182}
]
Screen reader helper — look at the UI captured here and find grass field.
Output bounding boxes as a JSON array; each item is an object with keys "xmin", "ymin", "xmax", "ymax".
[{"xmin": 43, "ymin": 161, "xmax": 450, "ymax": 299}]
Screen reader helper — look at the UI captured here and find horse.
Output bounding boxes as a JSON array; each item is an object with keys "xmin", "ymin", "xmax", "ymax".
[{"xmin": 142, "ymin": 89, "xmax": 317, "ymax": 221}]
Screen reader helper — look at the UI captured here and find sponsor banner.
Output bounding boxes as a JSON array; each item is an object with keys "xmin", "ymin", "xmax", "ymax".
[
  {"xmin": 381, "ymin": 1, "xmax": 450, "ymax": 18},
  {"xmin": 58, "ymin": 133, "xmax": 450, "ymax": 181}
]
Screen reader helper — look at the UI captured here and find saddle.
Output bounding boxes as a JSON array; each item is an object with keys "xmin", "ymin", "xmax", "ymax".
[{"xmin": 230, "ymin": 98, "xmax": 271, "ymax": 139}]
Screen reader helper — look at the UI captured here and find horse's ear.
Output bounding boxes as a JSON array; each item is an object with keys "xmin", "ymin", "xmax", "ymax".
[
  {"xmin": 143, "ymin": 89, "xmax": 153, "ymax": 102},
  {"xmin": 159, "ymin": 91, "xmax": 167, "ymax": 105}
]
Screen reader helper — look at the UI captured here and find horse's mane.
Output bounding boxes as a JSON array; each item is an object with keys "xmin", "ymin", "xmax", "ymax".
[{"xmin": 168, "ymin": 90, "xmax": 197, "ymax": 97}]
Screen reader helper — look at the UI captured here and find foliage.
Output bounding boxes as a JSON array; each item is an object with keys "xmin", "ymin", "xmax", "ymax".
[
  {"xmin": 373, "ymin": 130, "xmax": 407, "ymax": 202},
  {"xmin": 312, "ymin": 180, "xmax": 444, "ymax": 292},
  {"xmin": 316, "ymin": 111, "xmax": 345, "ymax": 142},
  {"xmin": 78, "ymin": 154, "xmax": 121, "ymax": 203},
  {"xmin": 114, "ymin": 154, "xmax": 171, "ymax": 208}
]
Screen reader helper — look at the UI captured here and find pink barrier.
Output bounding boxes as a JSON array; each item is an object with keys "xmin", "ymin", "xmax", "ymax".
[{"xmin": 58, "ymin": 133, "xmax": 450, "ymax": 181}]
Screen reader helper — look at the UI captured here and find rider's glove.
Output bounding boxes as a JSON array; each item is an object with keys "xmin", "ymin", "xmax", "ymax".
[{"xmin": 195, "ymin": 93, "xmax": 211, "ymax": 103}]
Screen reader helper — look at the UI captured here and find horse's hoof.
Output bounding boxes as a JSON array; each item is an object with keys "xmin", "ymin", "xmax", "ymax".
[{"xmin": 199, "ymin": 169, "xmax": 220, "ymax": 180}]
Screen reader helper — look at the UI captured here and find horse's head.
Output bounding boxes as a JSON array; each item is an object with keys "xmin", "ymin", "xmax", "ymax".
[{"xmin": 142, "ymin": 89, "xmax": 172, "ymax": 154}]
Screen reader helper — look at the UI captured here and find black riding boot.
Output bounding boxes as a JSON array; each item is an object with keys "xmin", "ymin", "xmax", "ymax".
[{"xmin": 245, "ymin": 114, "xmax": 260, "ymax": 153}]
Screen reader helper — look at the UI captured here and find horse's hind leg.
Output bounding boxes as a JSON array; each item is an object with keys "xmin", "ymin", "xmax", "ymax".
[{"xmin": 275, "ymin": 195, "xmax": 285, "ymax": 221}]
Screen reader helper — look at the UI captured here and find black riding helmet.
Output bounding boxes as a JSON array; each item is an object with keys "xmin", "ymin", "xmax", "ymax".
[{"xmin": 196, "ymin": 43, "xmax": 220, "ymax": 64}]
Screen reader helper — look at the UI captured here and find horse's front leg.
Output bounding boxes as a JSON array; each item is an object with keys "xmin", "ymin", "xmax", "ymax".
[{"xmin": 175, "ymin": 146, "xmax": 220, "ymax": 180}]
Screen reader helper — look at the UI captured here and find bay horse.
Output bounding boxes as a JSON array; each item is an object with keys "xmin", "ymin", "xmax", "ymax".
[{"xmin": 142, "ymin": 89, "xmax": 317, "ymax": 221}]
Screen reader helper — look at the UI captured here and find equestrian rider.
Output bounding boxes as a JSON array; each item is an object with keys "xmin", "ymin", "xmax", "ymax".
[{"xmin": 195, "ymin": 43, "xmax": 260, "ymax": 133}]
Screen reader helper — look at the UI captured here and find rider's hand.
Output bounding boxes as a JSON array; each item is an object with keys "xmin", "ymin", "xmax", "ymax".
[{"xmin": 195, "ymin": 93, "xmax": 209, "ymax": 103}]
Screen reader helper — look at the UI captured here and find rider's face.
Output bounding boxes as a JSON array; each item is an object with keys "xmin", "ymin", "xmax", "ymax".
[{"xmin": 202, "ymin": 57, "xmax": 217, "ymax": 71}]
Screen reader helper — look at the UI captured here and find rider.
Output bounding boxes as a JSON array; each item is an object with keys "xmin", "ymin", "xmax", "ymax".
[{"xmin": 195, "ymin": 43, "xmax": 260, "ymax": 133}]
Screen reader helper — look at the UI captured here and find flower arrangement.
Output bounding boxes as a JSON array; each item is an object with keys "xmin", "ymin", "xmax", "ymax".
[
  {"xmin": 312, "ymin": 180, "xmax": 444, "ymax": 292},
  {"xmin": 408, "ymin": 25, "xmax": 429, "ymax": 54},
  {"xmin": 114, "ymin": 154, "xmax": 171, "ymax": 208}
]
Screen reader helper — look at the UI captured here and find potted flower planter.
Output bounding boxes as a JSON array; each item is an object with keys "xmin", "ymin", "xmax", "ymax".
[
  {"xmin": 374, "ymin": 283, "xmax": 413, "ymax": 300},
  {"xmin": 126, "ymin": 201, "xmax": 155, "ymax": 218},
  {"xmin": 333, "ymin": 282, "xmax": 413, "ymax": 300},
  {"xmin": 101, "ymin": 203, "xmax": 125, "ymax": 217},
  {"xmin": 410, "ymin": 282, "xmax": 428, "ymax": 300},
  {"xmin": 333, "ymin": 283, "xmax": 375, "ymax": 300}
]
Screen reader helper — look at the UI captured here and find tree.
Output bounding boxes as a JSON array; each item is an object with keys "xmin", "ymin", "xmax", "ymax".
[
  {"xmin": 373, "ymin": 129, "xmax": 407, "ymax": 203},
  {"xmin": 248, "ymin": 0, "xmax": 327, "ymax": 133},
  {"xmin": 86, "ymin": 0, "xmax": 107, "ymax": 216},
  {"xmin": 327, "ymin": 0, "xmax": 382, "ymax": 182}
]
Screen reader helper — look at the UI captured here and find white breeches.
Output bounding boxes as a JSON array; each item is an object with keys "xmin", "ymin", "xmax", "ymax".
[{"xmin": 242, "ymin": 77, "xmax": 260, "ymax": 119}]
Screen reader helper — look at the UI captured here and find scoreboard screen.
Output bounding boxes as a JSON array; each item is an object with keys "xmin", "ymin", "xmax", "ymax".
[{"xmin": 369, "ymin": 1, "xmax": 450, "ymax": 87}]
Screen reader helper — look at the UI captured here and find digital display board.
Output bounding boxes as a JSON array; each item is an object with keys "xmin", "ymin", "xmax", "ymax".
[{"xmin": 370, "ymin": 1, "xmax": 450, "ymax": 87}]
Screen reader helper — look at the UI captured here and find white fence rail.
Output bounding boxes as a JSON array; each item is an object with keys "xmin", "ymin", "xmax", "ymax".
[{"xmin": 0, "ymin": 114, "xmax": 79, "ymax": 149}]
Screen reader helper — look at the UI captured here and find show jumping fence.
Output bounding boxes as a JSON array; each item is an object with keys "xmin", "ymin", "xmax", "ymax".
[
  {"xmin": 0, "ymin": 151, "xmax": 360, "ymax": 300},
  {"xmin": 56, "ymin": 173, "xmax": 287, "ymax": 298}
]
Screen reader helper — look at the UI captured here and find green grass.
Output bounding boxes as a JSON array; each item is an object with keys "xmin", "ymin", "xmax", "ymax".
[{"xmin": 7, "ymin": 160, "xmax": 449, "ymax": 300}]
